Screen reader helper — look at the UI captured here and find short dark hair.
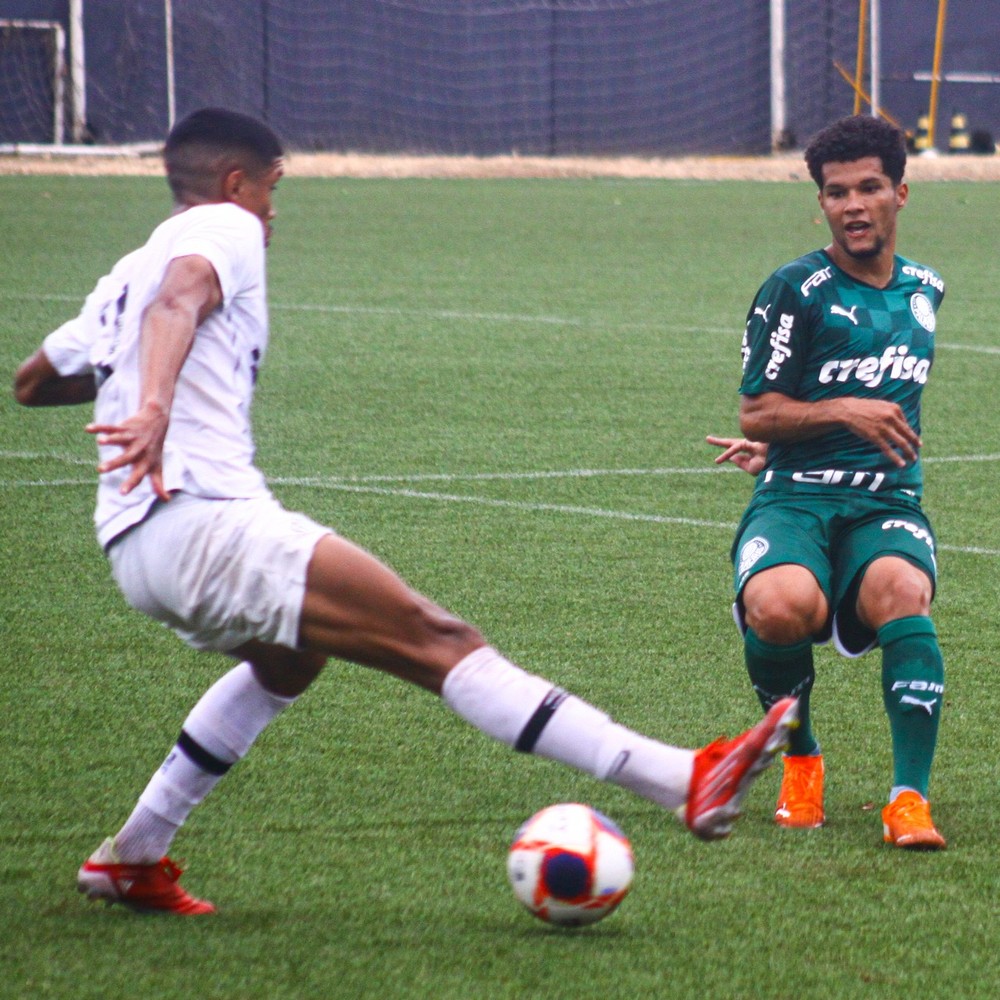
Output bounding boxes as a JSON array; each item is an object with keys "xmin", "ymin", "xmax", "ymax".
[
  {"xmin": 804, "ymin": 115, "xmax": 907, "ymax": 188},
  {"xmin": 164, "ymin": 107, "xmax": 283, "ymax": 201}
]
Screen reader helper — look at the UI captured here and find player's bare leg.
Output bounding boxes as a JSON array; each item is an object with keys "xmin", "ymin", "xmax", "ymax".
[
  {"xmin": 80, "ymin": 534, "xmax": 795, "ymax": 914},
  {"xmin": 296, "ymin": 533, "xmax": 484, "ymax": 692}
]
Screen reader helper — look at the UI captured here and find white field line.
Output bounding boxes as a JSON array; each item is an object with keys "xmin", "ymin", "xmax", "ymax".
[
  {"xmin": 0, "ymin": 449, "xmax": 94, "ymax": 466},
  {"xmin": 936, "ymin": 343, "xmax": 1000, "ymax": 355},
  {"xmin": 10, "ymin": 291, "xmax": 1000, "ymax": 348},
  {"xmin": 283, "ymin": 482, "xmax": 734, "ymax": 530},
  {"xmin": 278, "ymin": 466, "xmax": 727, "ymax": 484},
  {"xmin": 275, "ymin": 309, "xmax": 1000, "ymax": 353},
  {"xmin": 3, "ymin": 449, "xmax": 1000, "ymax": 555},
  {"xmin": 3, "ymin": 291, "xmax": 730, "ymax": 335}
]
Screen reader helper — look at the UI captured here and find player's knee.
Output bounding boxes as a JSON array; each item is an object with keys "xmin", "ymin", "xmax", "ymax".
[
  {"xmin": 858, "ymin": 562, "xmax": 932, "ymax": 627},
  {"xmin": 246, "ymin": 646, "xmax": 327, "ymax": 698},
  {"xmin": 743, "ymin": 574, "xmax": 826, "ymax": 644},
  {"xmin": 745, "ymin": 606, "xmax": 813, "ymax": 644},
  {"xmin": 744, "ymin": 591, "xmax": 826, "ymax": 644},
  {"xmin": 389, "ymin": 599, "xmax": 484, "ymax": 693}
]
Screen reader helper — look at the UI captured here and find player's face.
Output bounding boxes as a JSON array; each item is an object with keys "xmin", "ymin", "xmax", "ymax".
[
  {"xmin": 818, "ymin": 156, "xmax": 907, "ymax": 267},
  {"xmin": 231, "ymin": 158, "xmax": 284, "ymax": 246}
]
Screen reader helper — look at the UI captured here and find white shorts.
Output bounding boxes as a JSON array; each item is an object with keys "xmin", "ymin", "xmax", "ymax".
[{"xmin": 107, "ymin": 493, "xmax": 332, "ymax": 652}]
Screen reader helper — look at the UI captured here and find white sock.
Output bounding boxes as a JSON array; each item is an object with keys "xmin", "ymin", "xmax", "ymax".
[
  {"xmin": 441, "ymin": 647, "xmax": 694, "ymax": 811},
  {"xmin": 114, "ymin": 662, "xmax": 296, "ymax": 863}
]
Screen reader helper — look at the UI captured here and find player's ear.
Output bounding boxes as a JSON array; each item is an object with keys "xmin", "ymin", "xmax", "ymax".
[
  {"xmin": 221, "ymin": 166, "xmax": 247, "ymax": 203},
  {"xmin": 896, "ymin": 182, "xmax": 909, "ymax": 210}
]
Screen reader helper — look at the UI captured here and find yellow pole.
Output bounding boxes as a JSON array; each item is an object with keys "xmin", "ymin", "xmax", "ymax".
[
  {"xmin": 833, "ymin": 61, "xmax": 904, "ymax": 128},
  {"xmin": 927, "ymin": 0, "xmax": 948, "ymax": 148},
  {"xmin": 854, "ymin": 0, "xmax": 868, "ymax": 115}
]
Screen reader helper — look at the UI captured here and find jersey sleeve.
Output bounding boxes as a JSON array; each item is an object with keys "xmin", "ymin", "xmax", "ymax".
[
  {"xmin": 170, "ymin": 205, "xmax": 265, "ymax": 310},
  {"xmin": 41, "ymin": 262, "xmax": 133, "ymax": 377},
  {"xmin": 42, "ymin": 317, "xmax": 94, "ymax": 377},
  {"xmin": 739, "ymin": 272, "xmax": 812, "ymax": 397}
]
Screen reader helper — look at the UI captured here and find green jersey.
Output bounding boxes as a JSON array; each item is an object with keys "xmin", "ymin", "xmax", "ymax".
[{"xmin": 739, "ymin": 249, "xmax": 944, "ymax": 499}]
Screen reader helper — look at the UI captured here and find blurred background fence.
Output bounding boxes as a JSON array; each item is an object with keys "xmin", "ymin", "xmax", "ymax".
[{"xmin": 1, "ymin": 1, "xmax": 997, "ymax": 155}]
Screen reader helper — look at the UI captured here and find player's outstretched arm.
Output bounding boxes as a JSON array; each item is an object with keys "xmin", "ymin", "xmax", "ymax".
[
  {"xmin": 13, "ymin": 348, "xmax": 96, "ymax": 407},
  {"xmin": 87, "ymin": 254, "xmax": 223, "ymax": 500}
]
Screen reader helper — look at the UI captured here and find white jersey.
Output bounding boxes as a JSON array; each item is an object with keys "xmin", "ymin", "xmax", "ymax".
[{"xmin": 42, "ymin": 202, "xmax": 273, "ymax": 547}]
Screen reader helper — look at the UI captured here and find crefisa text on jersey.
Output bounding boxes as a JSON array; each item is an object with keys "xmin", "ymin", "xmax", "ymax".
[
  {"xmin": 818, "ymin": 344, "xmax": 930, "ymax": 388},
  {"xmin": 901, "ymin": 265, "xmax": 945, "ymax": 292}
]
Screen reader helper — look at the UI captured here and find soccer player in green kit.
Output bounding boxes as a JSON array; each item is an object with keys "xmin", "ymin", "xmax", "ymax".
[{"xmin": 709, "ymin": 114, "xmax": 946, "ymax": 849}]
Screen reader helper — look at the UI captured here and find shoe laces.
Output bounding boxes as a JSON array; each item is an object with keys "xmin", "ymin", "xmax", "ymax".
[
  {"xmin": 889, "ymin": 792, "xmax": 932, "ymax": 824},
  {"xmin": 781, "ymin": 757, "xmax": 822, "ymax": 801},
  {"xmin": 157, "ymin": 857, "xmax": 184, "ymax": 882}
]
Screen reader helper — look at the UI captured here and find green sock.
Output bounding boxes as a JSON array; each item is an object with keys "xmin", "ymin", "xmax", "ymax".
[
  {"xmin": 744, "ymin": 628, "xmax": 819, "ymax": 756},
  {"xmin": 879, "ymin": 616, "xmax": 943, "ymax": 798}
]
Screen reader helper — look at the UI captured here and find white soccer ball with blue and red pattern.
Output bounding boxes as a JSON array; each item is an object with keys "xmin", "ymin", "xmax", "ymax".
[{"xmin": 506, "ymin": 802, "xmax": 634, "ymax": 926}]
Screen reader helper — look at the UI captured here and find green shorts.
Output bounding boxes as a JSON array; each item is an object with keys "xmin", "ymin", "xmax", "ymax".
[{"xmin": 731, "ymin": 490, "xmax": 937, "ymax": 656}]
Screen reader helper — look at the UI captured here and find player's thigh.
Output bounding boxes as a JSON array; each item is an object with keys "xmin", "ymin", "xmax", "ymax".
[
  {"xmin": 834, "ymin": 506, "xmax": 936, "ymax": 608},
  {"xmin": 733, "ymin": 498, "xmax": 833, "ymax": 642},
  {"xmin": 298, "ymin": 533, "xmax": 483, "ymax": 686},
  {"xmin": 108, "ymin": 494, "xmax": 329, "ymax": 652},
  {"xmin": 830, "ymin": 503, "xmax": 937, "ymax": 653},
  {"xmin": 734, "ymin": 498, "xmax": 832, "ymax": 598},
  {"xmin": 839, "ymin": 510, "xmax": 935, "ymax": 618}
]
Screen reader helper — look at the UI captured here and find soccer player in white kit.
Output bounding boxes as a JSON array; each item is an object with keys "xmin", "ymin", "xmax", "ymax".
[{"xmin": 14, "ymin": 108, "xmax": 796, "ymax": 915}]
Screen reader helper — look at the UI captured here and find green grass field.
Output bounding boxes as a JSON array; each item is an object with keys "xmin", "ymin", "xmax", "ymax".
[{"xmin": 2, "ymin": 172, "xmax": 999, "ymax": 999}]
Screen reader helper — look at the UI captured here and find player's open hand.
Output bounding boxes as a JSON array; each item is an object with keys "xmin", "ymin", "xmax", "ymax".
[
  {"xmin": 837, "ymin": 398, "xmax": 921, "ymax": 467},
  {"xmin": 706, "ymin": 435, "xmax": 769, "ymax": 475},
  {"xmin": 87, "ymin": 400, "xmax": 171, "ymax": 500}
]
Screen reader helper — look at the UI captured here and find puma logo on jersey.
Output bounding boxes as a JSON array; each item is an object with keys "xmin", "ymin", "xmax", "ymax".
[
  {"xmin": 830, "ymin": 304, "xmax": 859, "ymax": 325},
  {"xmin": 753, "ymin": 303, "xmax": 772, "ymax": 323}
]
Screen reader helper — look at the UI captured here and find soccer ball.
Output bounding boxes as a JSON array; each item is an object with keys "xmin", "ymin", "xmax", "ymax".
[{"xmin": 506, "ymin": 802, "xmax": 634, "ymax": 927}]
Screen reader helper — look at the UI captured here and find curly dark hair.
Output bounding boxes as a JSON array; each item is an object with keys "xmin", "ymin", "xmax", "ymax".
[{"xmin": 804, "ymin": 115, "xmax": 907, "ymax": 188}]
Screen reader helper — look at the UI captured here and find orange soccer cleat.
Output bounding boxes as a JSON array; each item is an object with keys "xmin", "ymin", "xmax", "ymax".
[
  {"xmin": 881, "ymin": 791, "xmax": 946, "ymax": 850},
  {"xmin": 775, "ymin": 753, "xmax": 826, "ymax": 829}
]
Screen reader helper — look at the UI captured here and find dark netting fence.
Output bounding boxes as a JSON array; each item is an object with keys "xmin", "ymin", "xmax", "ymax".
[{"xmin": 2, "ymin": 1, "xmax": 997, "ymax": 155}]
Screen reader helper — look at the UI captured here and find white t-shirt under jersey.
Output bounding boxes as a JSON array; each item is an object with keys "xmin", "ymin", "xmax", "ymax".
[{"xmin": 42, "ymin": 202, "xmax": 273, "ymax": 548}]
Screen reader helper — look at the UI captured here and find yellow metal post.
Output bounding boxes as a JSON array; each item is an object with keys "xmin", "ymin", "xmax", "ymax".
[
  {"xmin": 854, "ymin": 0, "xmax": 869, "ymax": 115},
  {"xmin": 926, "ymin": 0, "xmax": 948, "ymax": 149}
]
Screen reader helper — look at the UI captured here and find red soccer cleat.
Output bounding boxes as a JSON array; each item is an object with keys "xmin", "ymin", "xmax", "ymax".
[
  {"xmin": 77, "ymin": 838, "xmax": 216, "ymax": 915},
  {"xmin": 685, "ymin": 697, "xmax": 799, "ymax": 840}
]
